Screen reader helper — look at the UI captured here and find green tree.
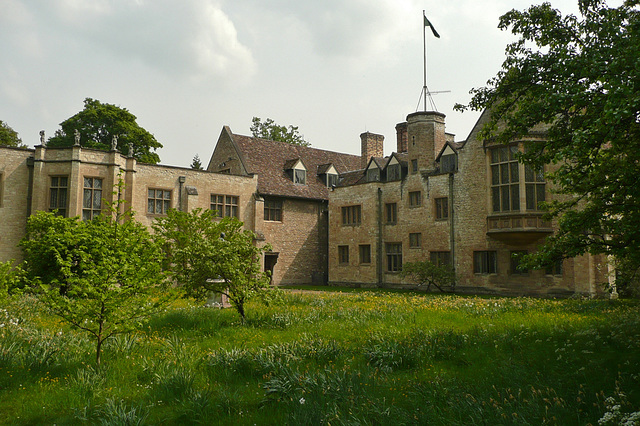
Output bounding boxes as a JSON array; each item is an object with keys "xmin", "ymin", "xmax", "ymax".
[
  {"xmin": 20, "ymin": 195, "xmax": 172, "ymax": 366},
  {"xmin": 190, "ymin": 154, "xmax": 203, "ymax": 170},
  {"xmin": 250, "ymin": 117, "xmax": 310, "ymax": 146},
  {"xmin": 0, "ymin": 120, "xmax": 26, "ymax": 148},
  {"xmin": 153, "ymin": 208, "xmax": 272, "ymax": 322},
  {"xmin": 47, "ymin": 98, "xmax": 162, "ymax": 164},
  {"xmin": 456, "ymin": 0, "xmax": 640, "ymax": 278},
  {"xmin": 400, "ymin": 260, "xmax": 456, "ymax": 293}
]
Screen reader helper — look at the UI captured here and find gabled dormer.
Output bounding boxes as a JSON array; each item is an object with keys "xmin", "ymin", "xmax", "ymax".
[
  {"xmin": 385, "ymin": 154, "xmax": 404, "ymax": 181},
  {"xmin": 284, "ymin": 158, "xmax": 307, "ymax": 184},
  {"xmin": 318, "ymin": 163, "xmax": 339, "ymax": 188},
  {"xmin": 365, "ymin": 157, "xmax": 385, "ymax": 182},
  {"xmin": 436, "ymin": 142, "xmax": 459, "ymax": 173}
]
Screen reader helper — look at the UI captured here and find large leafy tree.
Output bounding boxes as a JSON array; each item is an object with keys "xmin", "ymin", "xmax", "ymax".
[
  {"xmin": 250, "ymin": 117, "xmax": 310, "ymax": 146},
  {"xmin": 0, "ymin": 120, "xmax": 26, "ymax": 148},
  {"xmin": 456, "ymin": 0, "xmax": 640, "ymax": 278},
  {"xmin": 153, "ymin": 208, "xmax": 272, "ymax": 322},
  {"xmin": 47, "ymin": 98, "xmax": 162, "ymax": 164},
  {"xmin": 20, "ymin": 193, "xmax": 172, "ymax": 366}
]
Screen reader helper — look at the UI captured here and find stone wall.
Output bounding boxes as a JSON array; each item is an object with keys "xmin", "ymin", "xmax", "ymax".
[{"xmin": 263, "ymin": 197, "xmax": 328, "ymax": 285}]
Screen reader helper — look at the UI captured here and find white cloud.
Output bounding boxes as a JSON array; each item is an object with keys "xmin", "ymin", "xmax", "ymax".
[{"xmin": 16, "ymin": 0, "xmax": 255, "ymax": 85}]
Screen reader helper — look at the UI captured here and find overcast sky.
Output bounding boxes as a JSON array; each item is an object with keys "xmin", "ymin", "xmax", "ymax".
[{"xmin": 0, "ymin": 0, "xmax": 616, "ymax": 167}]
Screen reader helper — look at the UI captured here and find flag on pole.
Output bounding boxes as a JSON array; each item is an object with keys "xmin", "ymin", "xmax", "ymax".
[{"xmin": 424, "ymin": 14, "xmax": 440, "ymax": 38}]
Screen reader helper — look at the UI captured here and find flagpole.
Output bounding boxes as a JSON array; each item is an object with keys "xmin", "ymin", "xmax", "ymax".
[{"xmin": 423, "ymin": 10, "xmax": 427, "ymax": 112}]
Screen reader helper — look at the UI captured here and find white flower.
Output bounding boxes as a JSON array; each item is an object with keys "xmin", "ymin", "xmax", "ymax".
[{"xmin": 299, "ymin": 397, "xmax": 306, "ymax": 405}]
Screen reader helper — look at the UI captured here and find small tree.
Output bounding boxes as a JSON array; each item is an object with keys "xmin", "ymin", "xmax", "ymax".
[
  {"xmin": 190, "ymin": 154, "xmax": 203, "ymax": 170},
  {"xmin": 250, "ymin": 117, "xmax": 310, "ymax": 146},
  {"xmin": 153, "ymin": 208, "xmax": 272, "ymax": 322},
  {"xmin": 400, "ymin": 260, "xmax": 456, "ymax": 293},
  {"xmin": 20, "ymin": 192, "xmax": 172, "ymax": 366},
  {"xmin": 0, "ymin": 120, "xmax": 26, "ymax": 148}
]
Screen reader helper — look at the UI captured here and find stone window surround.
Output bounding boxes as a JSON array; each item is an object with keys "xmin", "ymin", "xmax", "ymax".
[
  {"xmin": 386, "ymin": 242, "xmax": 402, "ymax": 273},
  {"xmin": 473, "ymin": 250, "xmax": 497, "ymax": 274},
  {"xmin": 147, "ymin": 188, "xmax": 172, "ymax": 216},
  {"xmin": 409, "ymin": 232, "xmax": 422, "ymax": 248},
  {"xmin": 82, "ymin": 177, "xmax": 103, "ymax": 221},
  {"xmin": 49, "ymin": 175, "xmax": 69, "ymax": 217},
  {"xmin": 341, "ymin": 205, "xmax": 362, "ymax": 226},
  {"xmin": 211, "ymin": 193, "xmax": 239, "ymax": 218},
  {"xmin": 264, "ymin": 198, "xmax": 283, "ymax": 222},
  {"xmin": 409, "ymin": 191, "xmax": 422, "ymax": 208},
  {"xmin": 338, "ymin": 245, "xmax": 349, "ymax": 265},
  {"xmin": 435, "ymin": 197, "xmax": 448, "ymax": 220},
  {"xmin": 359, "ymin": 244, "xmax": 371, "ymax": 264}
]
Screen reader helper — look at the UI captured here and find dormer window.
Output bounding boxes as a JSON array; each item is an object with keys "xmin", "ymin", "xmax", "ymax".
[
  {"xmin": 386, "ymin": 156, "xmax": 401, "ymax": 181},
  {"xmin": 294, "ymin": 169, "xmax": 306, "ymax": 184},
  {"xmin": 318, "ymin": 164, "xmax": 339, "ymax": 188},
  {"xmin": 438, "ymin": 145, "xmax": 458, "ymax": 173},
  {"xmin": 285, "ymin": 159, "xmax": 307, "ymax": 185},
  {"xmin": 387, "ymin": 164, "xmax": 400, "ymax": 181},
  {"xmin": 365, "ymin": 161, "xmax": 380, "ymax": 182}
]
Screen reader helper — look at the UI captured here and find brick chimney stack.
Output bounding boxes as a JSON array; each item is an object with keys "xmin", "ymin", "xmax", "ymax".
[
  {"xmin": 360, "ymin": 132, "xmax": 384, "ymax": 170},
  {"xmin": 395, "ymin": 122, "xmax": 408, "ymax": 153}
]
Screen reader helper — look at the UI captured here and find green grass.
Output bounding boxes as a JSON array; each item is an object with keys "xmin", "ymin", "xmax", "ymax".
[{"xmin": 0, "ymin": 291, "xmax": 639, "ymax": 425}]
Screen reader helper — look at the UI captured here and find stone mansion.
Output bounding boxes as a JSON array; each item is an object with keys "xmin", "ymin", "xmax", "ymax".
[{"xmin": 0, "ymin": 109, "xmax": 608, "ymax": 297}]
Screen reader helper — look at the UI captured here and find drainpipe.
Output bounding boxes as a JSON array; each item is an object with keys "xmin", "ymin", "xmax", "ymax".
[
  {"xmin": 449, "ymin": 172, "xmax": 455, "ymax": 269},
  {"xmin": 178, "ymin": 176, "xmax": 186, "ymax": 211},
  {"xmin": 26, "ymin": 157, "xmax": 35, "ymax": 219},
  {"xmin": 377, "ymin": 187, "xmax": 383, "ymax": 287}
]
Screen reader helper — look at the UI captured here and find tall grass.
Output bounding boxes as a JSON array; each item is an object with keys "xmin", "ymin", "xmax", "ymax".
[{"xmin": 0, "ymin": 290, "xmax": 638, "ymax": 424}]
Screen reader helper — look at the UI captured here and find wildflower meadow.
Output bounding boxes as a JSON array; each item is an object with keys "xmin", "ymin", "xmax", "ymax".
[{"xmin": 0, "ymin": 289, "xmax": 638, "ymax": 424}]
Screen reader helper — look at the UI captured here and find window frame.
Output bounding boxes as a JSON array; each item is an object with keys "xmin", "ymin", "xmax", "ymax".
[
  {"xmin": 385, "ymin": 202, "xmax": 397, "ymax": 224},
  {"xmin": 430, "ymin": 251, "xmax": 451, "ymax": 267},
  {"xmin": 49, "ymin": 175, "xmax": 69, "ymax": 217},
  {"xmin": 386, "ymin": 164, "xmax": 401, "ymax": 181},
  {"xmin": 490, "ymin": 145, "xmax": 547, "ymax": 214},
  {"xmin": 82, "ymin": 177, "xmax": 103, "ymax": 221},
  {"xmin": 435, "ymin": 197, "xmax": 449, "ymax": 220},
  {"xmin": 338, "ymin": 245, "xmax": 350, "ymax": 265},
  {"xmin": 409, "ymin": 232, "xmax": 422, "ymax": 248},
  {"xmin": 327, "ymin": 173, "xmax": 338, "ymax": 188},
  {"xmin": 147, "ymin": 188, "xmax": 172, "ymax": 215},
  {"xmin": 386, "ymin": 242, "xmax": 403, "ymax": 273},
  {"xmin": 440, "ymin": 154, "xmax": 457, "ymax": 173},
  {"xmin": 409, "ymin": 191, "xmax": 422, "ymax": 208},
  {"xmin": 341, "ymin": 205, "xmax": 362, "ymax": 226},
  {"xmin": 545, "ymin": 259, "xmax": 563, "ymax": 276},
  {"xmin": 211, "ymin": 193, "xmax": 239, "ymax": 218},
  {"xmin": 473, "ymin": 251, "xmax": 497, "ymax": 274},
  {"xmin": 294, "ymin": 169, "xmax": 306, "ymax": 185},
  {"xmin": 490, "ymin": 146, "xmax": 521, "ymax": 213},
  {"xmin": 366, "ymin": 168, "xmax": 380, "ymax": 182},
  {"xmin": 264, "ymin": 198, "xmax": 283, "ymax": 222},
  {"xmin": 359, "ymin": 244, "xmax": 371, "ymax": 264}
]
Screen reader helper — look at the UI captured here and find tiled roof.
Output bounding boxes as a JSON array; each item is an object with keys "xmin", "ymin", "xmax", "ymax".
[
  {"xmin": 336, "ymin": 170, "xmax": 366, "ymax": 187},
  {"xmin": 231, "ymin": 133, "xmax": 362, "ymax": 200}
]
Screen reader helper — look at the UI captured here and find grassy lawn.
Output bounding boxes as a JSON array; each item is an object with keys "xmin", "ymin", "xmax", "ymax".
[{"xmin": 0, "ymin": 289, "xmax": 639, "ymax": 425}]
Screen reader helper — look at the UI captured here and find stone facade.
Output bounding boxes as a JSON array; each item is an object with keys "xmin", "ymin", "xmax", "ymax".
[
  {"xmin": 0, "ymin": 143, "xmax": 258, "ymax": 265},
  {"xmin": 329, "ymin": 110, "xmax": 607, "ymax": 297},
  {"xmin": 1, "ymin": 110, "xmax": 609, "ymax": 297},
  {"xmin": 208, "ymin": 126, "xmax": 360, "ymax": 286}
]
